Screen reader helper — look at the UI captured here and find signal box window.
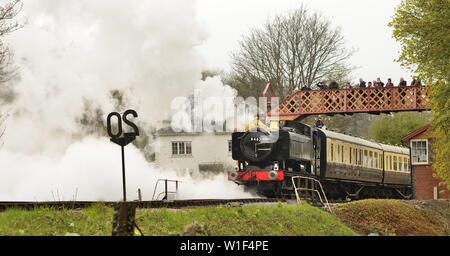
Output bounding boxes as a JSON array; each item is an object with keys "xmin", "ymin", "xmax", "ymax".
[
  {"xmin": 172, "ymin": 141, "xmax": 192, "ymax": 156},
  {"xmin": 411, "ymin": 139, "xmax": 428, "ymax": 164}
]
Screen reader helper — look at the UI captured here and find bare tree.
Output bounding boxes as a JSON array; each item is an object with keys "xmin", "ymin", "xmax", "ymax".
[
  {"xmin": 230, "ymin": 5, "xmax": 354, "ymax": 99},
  {"xmin": 0, "ymin": 0, "xmax": 22, "ymax": 83},
  {"xmin": 0, "ymin": 111, "xmax": 8, "ymax": 146},
  {"xmin": 0, "ymin": 0, "xmax": 23, "ymax": 144}
]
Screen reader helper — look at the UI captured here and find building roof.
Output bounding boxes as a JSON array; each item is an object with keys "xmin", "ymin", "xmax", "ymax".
[
  {"xmin": 157, "ymin": 126, "xmax": 232, "ymax": 136},
  {"xmin": 401, "ymin": 124, "xmax": 431, "ymax": 142}
]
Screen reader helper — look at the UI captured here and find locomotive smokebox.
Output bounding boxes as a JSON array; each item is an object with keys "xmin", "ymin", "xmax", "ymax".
[{"xmin": 240, "ymin": 131, "xmax": 277, "ymax": 163}]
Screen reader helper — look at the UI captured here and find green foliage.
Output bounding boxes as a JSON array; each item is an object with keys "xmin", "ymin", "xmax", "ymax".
[
  {"xmin": 389, "ymin": 0, "xmax": 450, "ymax": 189},
  {"xmin": 429, "ymin": 80, "xmax": 450, "ymax": 190},
  {"xmin": 367, "ymin": 112, "xmax": 432, "ymax": 145},
  {"xmin": 388, "ymin": 0, "xmax": 450, "ymax": 81}
]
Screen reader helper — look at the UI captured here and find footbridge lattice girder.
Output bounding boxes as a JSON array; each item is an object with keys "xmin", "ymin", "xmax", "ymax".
[{"xmin": 267, "ymin": 85, "xmax": 430, "ymax": 120}]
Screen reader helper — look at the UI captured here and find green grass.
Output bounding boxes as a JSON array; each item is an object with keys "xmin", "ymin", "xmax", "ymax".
[
  {"xmin": 0, "ymin": 202, "xmax": 357, "ymax": 236},
  {"xmin": 135, "ymin": 201, "xmax": 357, "ymax": 236},
  {"xmin": 0, "ymin": 203, "xmax": 114, "ymax": 236},
  {"xmin": 333, "ymin": 199, "xmax": 449, "ymax": 236}
]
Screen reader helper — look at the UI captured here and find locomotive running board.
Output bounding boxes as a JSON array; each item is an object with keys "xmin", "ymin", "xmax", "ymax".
[{"xmin": 292, "ymin": 176, "xmax": 333, "ymax": 213}]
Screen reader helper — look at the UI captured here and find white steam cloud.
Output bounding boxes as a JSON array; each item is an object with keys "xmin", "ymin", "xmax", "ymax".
[
  {"xmin": 0, "ymin": 137, "xmax": 253, "ymax": 201},
  {"xmin": 0, "ymin": 0, "xmax": 255, "ymax": 201}
]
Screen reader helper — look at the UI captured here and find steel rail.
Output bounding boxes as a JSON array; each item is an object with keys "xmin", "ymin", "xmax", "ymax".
[{"xmin": 0, "ymin": 198, "xmax": 287, "ymax": 211}]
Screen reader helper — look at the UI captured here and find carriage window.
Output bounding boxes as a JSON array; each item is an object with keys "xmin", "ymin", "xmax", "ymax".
[
  {"xmin": 404, "ymin": 158, "xmax": 408, "ymax": 171},
  {"xmin": 330, "ymin": 143, "xmax": 334, "ymax": 161},
  {"xmin": 389, "ymin": 155, "xmax": 392, "ymax": 170},
  {"xmin": 337, "ymin": 144, "xmax": 341, "ymax": 163},
  {"xmin": 374, "ymin": 152, "xmax": 378, "ymax": 168},
  {"xmin": 359, "ymin": 149, "xmax": 362, "ymax": 166},
  {"xmin": 363, "ymin": 150, "xmax": 368, "ymax": 167},
  {"xmin": 393, "ymin": 156, "xmax": 397, "ymax": 170},
  {"xmin": 349, "ymin": 147, "xmax": 352, "ymax": 164},
  {"xmin": 341, "ymin": 145, "xmax": 344, "ymax": 163},
  {"xmin": 369, "ymin": 151, "xmax": 373, "ymax": 168},
  {"xmin": 399, "ymin": 157, "xmax": 403, "ymax": 171}
]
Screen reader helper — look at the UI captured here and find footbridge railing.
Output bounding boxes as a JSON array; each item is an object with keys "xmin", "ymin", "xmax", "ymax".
[{"xmin": 269, "ymin": 86, "xmax": 430, "ymax": 121}]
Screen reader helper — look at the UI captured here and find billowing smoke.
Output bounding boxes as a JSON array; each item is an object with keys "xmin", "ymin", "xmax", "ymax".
[
  {"xmin": 3, "ymin": 0, "xmax": 206, "ymax": 154},
  {"xmin": 0, "ymin": 137, "xmax": 254, "ymax": 201},
  {"xmin": 0, "ymin": 0, "xmax": 255, "ymax": 201}
]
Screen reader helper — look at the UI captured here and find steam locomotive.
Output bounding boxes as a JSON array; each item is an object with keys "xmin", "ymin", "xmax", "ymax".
[{"xmin": 229, "ymin": 120, "xmax": 412, "ymax": 200}]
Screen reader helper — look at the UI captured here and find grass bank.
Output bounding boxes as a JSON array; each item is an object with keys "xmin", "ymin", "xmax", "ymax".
[
  {"xmin": 0, "ymin": 201, "xmax": 357, "ymax": 236},
  {"xmin": 333, "ymin": 199, "xmax": 449, "ymax": 236}
]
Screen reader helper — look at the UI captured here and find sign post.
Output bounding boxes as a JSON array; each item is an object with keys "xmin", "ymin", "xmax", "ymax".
[
  {"xmin": 107, "ymin": 109, "xmax": 140, "ymax": 236},
  {"xmin": 106, "ymin": 109, "xmax": 139, "ymax": 202}
]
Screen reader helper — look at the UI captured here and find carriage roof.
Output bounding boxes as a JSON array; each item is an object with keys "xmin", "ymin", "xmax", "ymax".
[{"xmin": 318, "ymin": 129, "xmax": 409, "ymax": 155}]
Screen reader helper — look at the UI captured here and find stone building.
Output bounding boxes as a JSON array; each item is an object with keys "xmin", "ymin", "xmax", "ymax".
[{"xmin": 154, "ymin": 127, "xmax": 235, "ymax": 177}]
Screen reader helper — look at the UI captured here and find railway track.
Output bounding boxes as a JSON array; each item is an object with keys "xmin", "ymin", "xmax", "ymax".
[{"xmin": 0, "ymin": 198, "xmax": 287, "ymax": 211}]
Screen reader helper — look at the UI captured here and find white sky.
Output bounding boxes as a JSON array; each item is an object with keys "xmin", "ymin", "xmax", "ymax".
[{"xmin": 195, "ymin": 0, "xmax": 413, "ymax": 85}]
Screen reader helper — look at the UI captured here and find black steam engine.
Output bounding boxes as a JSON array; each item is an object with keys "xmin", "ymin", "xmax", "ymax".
[{"xmin": 229, "ymin": 120, "xmax": 412, "ymax": 200}]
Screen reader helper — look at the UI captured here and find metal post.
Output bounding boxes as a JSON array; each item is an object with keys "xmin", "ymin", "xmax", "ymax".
[
  {"xmin": 413, "ymin": 87, "xmax": 417, "ymax": 109},
  {"xmin": 164, "ymin": 179, "xmax": 168, "ymax": 200},
  {"xmin": 343, "ymin": 90, "xmax": 347, "ymax": 112},
  {"xmin": 121, "ymin": 145, "xmax": 127, "ymax": 202},
  {"xmin": 112, "ymin": 202, "xmax": 136, "ymax": 236}
]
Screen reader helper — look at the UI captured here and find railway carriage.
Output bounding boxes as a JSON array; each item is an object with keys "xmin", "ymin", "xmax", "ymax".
[{"xmin": 229, "ymin": 120, "xmax": 412, "ymax": 200}]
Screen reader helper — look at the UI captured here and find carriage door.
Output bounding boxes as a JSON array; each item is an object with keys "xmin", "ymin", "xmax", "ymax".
[{"xmin": 312, "ymin": 131, "xmax": 321, "ymax": 177}]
